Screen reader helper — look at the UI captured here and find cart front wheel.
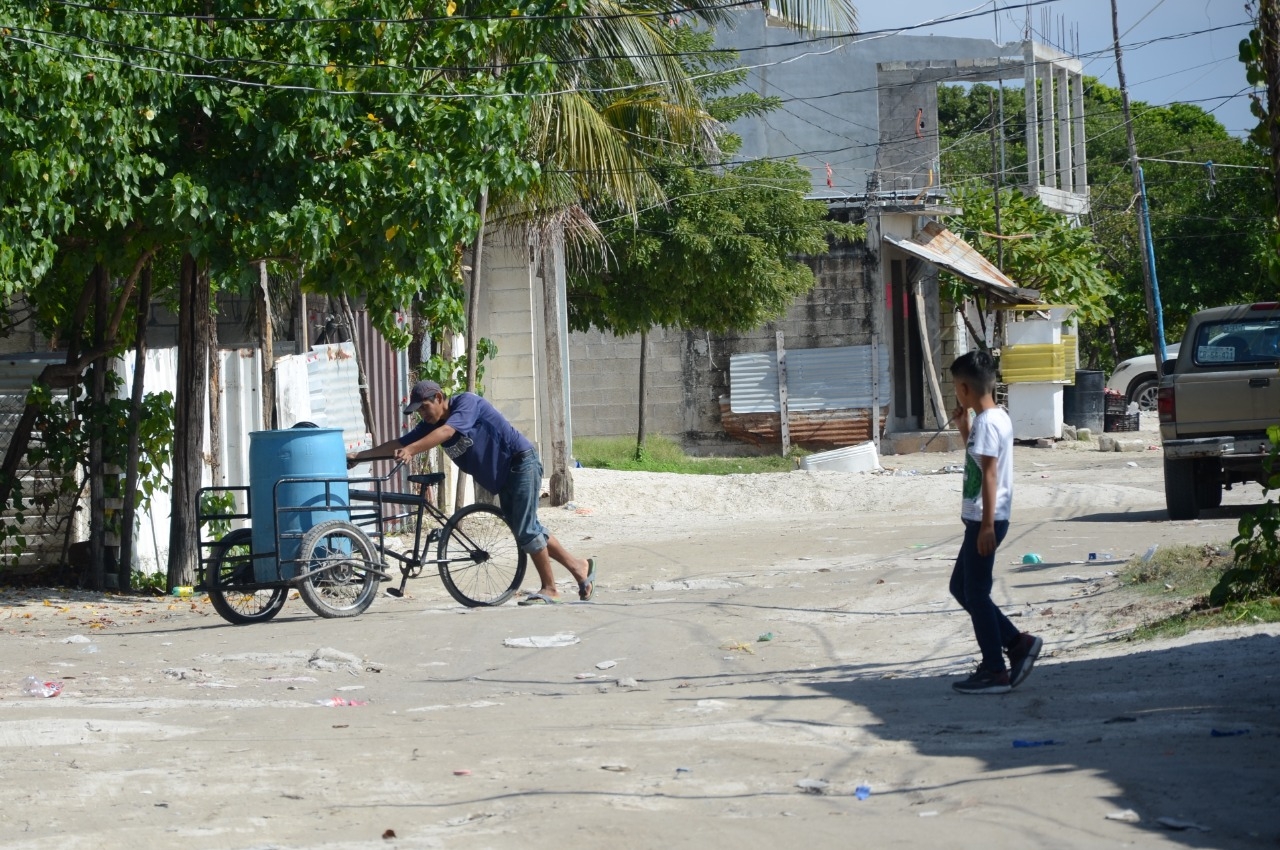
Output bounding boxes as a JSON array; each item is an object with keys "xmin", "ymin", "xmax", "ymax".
[
  {"xmin": 438, "ymin": 503, "xmax": 526, "ymax": 607},
  {"xmin": 296, "ymin": 520, "xmax": 380, "ymax": 618},
  {"xmin": 207, "ymin": 528, "xmax": 288, "ymax": 625}
]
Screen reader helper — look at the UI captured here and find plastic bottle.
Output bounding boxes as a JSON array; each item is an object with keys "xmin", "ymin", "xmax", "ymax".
[
  {"xmin": 22, "ymin": 676, "xmax": 63, "ymax": 698},
  {"xmin": 171, "ymin": 586, "xmax": 193, "ymax": 598}
]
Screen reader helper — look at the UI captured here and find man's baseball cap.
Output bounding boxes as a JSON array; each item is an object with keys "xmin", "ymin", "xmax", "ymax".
[{"xmin": 403, "ymin": 380, "xmax": 443, "ymax": 415}]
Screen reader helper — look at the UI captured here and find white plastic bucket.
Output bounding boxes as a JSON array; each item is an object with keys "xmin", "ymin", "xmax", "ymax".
[{"xmin": 799, "ymin": 441, "xmax": 881, "ymax": 473}]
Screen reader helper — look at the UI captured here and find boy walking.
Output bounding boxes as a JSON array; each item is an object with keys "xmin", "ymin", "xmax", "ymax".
[{"xmin": 948, "ymin": 351, "xmax": 1042, "ymax": 695}]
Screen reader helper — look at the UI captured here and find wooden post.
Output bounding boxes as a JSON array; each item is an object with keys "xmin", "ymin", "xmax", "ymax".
[
  {"xmin": 541, "ymin": 240, "xmax": 573, "ymax": 505},
  {"xmin": 257, "ymin": 260, "xmax": 275, "ymax": 430},
  {"xmin": 775, "ymin": 330, "xmax": 791, "ymax": 456},
  {"xmin": 865, "ymin": 210, "xmax": 883, "ymax": 452},
  {"xmin": 914, "ymin": 280, "xmax": 947, "ymax": 429}
]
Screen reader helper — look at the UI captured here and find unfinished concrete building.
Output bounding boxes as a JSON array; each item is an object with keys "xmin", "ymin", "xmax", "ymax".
[{"xmin": 568, "ymin": 15, "xmax": 1088, "ymax": 454}]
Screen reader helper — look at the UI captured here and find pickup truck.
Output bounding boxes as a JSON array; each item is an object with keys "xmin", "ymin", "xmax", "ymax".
[{"xmin": 1158, "ymin": 302, "xmax": 1280, "ymax": 519}]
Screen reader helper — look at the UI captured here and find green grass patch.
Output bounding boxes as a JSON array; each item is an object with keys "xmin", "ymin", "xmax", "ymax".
[
  {"xmin": 574, "ymin": 435, "xmax": 803, "ymax": 475},
  {"xmin": 1120, "ymin": 543, "xmax": 1230, "ymax": 599},
  {"xmin": 1131, "ymin": 598, "xmax": 1280, "ymax": 640},
  {"xmin": 1120, "ymin": 543, "xmax": 1280, "ymax": 639}
]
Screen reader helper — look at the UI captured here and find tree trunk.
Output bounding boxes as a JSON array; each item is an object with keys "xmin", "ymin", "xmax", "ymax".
[
  {"xmin": 118, "ymin": 264, "xmax": 151, "ymax": 591},
  {"xmin": 168, "ymin": 253, "xmax": 210, "ymax": 591},
  {"xmin": 635, "ymin": 328, "xmax": 648, "ymax": 459},
  {"xmin": 257, "ymin": 260, "xmax": 276, "ymax": 430},
  {"xmin": 457, "ymin": 189, "xmax": 489, "ymax": 510},
  {"xmin": 208, "ymin": 297, "xmax": 222, "ymax": 486},
  {"xmin": 88, "ymin": 264, "xmax": 108, "ymax": 590},
  {"xmin": 540, "ymin": 239, "xmax": 573, "ymax": 505}
]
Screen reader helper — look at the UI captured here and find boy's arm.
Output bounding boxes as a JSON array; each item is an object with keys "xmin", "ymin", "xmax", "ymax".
[
  {"xmin": 953, "ymin": 404, "xmax": 970, "ymax": 442},
  {"xmin": 977, "ymin": 454, "xmax": 998, "ymax": 555}
]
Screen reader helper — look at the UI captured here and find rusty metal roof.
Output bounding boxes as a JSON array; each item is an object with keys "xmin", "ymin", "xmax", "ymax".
[{"xmin": 883, "ymin": 220, "xmax": 1041, "ymax": 304}]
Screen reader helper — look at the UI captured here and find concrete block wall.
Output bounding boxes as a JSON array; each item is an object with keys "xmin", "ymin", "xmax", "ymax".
[
  {"xmin": 568, "ymin": 236, "xmax": 874, "ymax": 450},
  {"xmin": 567, "ymin": 327, "xmax": 687, "ymax": 440},
  {"xmin": 477, "ymin": 229, "xmax": 542, "ymax": 449},
  {"xmin": 939, "ymin": 305, "xmax": 967, "ymax": 417}
]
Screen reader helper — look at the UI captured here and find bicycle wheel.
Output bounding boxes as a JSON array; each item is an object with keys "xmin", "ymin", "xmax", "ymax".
[
  {"xmin": 207, "ymin": 528, "xmax": 288, "ymax": 625},
  {"xmin": 296, "ymin": 520, "xmax": 380, "ymax": 618},
  {"xmin": 437, "ymin": 503, "xmax": 526, "ymax": 607}
]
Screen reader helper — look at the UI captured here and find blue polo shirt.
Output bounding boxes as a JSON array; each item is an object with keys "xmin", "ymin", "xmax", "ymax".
[{"xmin": 399, "ymin": 392, "xmax": 534, "ymax": 493}]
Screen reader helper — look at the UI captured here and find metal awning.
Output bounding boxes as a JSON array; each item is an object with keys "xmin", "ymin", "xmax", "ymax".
[{"xmin": 883, "ymin": 220, "xmax": 1040, "ymax": 304}]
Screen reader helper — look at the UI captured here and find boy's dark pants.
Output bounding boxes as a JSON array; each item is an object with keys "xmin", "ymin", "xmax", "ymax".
[{"xmin": 950, "ymin": 519, "xmax": 1020, "ymax": 673}]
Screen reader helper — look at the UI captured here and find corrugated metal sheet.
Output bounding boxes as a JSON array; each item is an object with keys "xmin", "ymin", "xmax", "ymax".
[
  {"xmin": 883, "ymin": 221, "xmax": 1040, "ymax": 303},
  {"xmin": 1061, "ymin": 334, "xmax": 1078, "ymax": 383},
  {"xmin": 352, "ymin": 310, "xmax": 410, "ymax": 445},
  {"xmin": 303, "ymin": 342, "xmax": 369, "ymax": 454},
  {"xmin": 729, "ymin": 345, "xmax": 890, "ymax": 414},
  {"xmin": 0, "ymin": 355, "xmax": 75, "ymax": 568},
  {"xmin": 720, "ymin": 398, "xmax": 884, "ymax": 449},
  {"xmin": 1001, "ymin": 343, "xmax": 1066, "ymax": 384}
]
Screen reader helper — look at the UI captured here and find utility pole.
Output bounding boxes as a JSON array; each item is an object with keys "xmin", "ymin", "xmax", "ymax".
[
  {"xmin": 1261, "ymin": 0, "xmax": 1280, "ymax": 215},
  {"xmin": 1111, "ymin": 0, "xmax": 1164, "ymax": 376}
]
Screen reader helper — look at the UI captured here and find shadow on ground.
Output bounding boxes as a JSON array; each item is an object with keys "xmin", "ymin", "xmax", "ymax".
[{"xmin": 786, "ymin": 633, "xmax": 1280, "ymax": 848}]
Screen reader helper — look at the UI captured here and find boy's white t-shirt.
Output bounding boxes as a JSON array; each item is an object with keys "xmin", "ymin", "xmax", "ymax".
[{"xmin": 961, "ymin": 406, "xmax": 1014, "ymax": 522}]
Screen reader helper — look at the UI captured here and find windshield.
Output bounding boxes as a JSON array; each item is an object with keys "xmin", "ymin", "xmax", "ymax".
[{"xmin": 1192, "ymin": 317, "xmax": 1280, "ymax": 367}]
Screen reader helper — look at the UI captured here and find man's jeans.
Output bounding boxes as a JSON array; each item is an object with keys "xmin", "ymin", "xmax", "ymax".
[{"xmin": 499, "ymin": 450, "xmax": 548, "ymax": 554}]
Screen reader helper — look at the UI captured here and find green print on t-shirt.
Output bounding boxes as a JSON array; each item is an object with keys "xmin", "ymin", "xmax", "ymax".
[{"xmin": 962, "ymin": 450, "xmax": 981, "ymax": 501}]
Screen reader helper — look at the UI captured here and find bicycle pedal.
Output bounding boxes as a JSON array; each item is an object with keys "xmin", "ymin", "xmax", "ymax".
[{"xmin": 385, "ymin": 587, "xmax": 404, "ymax": 598}]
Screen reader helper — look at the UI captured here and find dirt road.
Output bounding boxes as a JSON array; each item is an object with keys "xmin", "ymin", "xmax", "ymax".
[{"xmin": 2, "ymin": 424, "xmax": 1277, "ymax": 849}]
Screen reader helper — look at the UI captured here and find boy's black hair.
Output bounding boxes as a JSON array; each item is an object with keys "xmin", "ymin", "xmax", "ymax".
[{"xmin": 950, "ymin": 349, "xmax": 998, "ymax": 395}]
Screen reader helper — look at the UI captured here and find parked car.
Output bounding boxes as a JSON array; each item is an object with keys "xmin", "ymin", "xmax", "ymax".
[{"xmin": 1106, "ymin": 342, "xmax": 1180, "ymax": 412}]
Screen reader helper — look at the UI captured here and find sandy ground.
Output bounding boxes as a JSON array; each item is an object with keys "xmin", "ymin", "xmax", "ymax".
[{"xmin": 2, "ymin": 419, "xmax": 1278, "ymax": 849}]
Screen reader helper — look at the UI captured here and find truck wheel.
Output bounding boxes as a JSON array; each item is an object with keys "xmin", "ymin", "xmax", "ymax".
[
  {"xmin": 1164, "ymin": 458, "xmax": 1200, "ymax": 520},
  {"xmin": 1195, "ymin": 459, "xmax": 1223, "ymax": 509}
]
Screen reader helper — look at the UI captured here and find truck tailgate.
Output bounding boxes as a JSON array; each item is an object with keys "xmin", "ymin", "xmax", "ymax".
[{"xmin": 1173, "ymin": 365, "xmax": 1280, "ymax": 436}]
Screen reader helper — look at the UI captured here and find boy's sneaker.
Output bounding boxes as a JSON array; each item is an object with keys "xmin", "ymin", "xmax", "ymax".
[
  {"xmin": 952, "ymin": 667, "xmax": 1011, "ymax": 695},
  {"xmin": 1007, "ymin": 633, "xmax": 1043, "ymax": 688}
]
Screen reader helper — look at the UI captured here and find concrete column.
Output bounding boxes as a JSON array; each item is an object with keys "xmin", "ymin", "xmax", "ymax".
[
  {"xmin": 1041, "ymin": 61, "xmax": 1056, "ymax": 189},
  {"xmin": 1057, "ymin": 66, "xmax": 1073, "ymax": 193},
  {"xmin": 1024, "ymin": 43, "xmax": 1040, "ymax": 188},
  {"xmin": 1072, "ymin": 71, "xmax": 1088, "ymax": 192}
]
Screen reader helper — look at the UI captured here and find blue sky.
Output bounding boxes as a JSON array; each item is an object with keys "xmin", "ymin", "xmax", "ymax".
[{"xmin": 853, "ymin": 1, "xmax": 1257, "ymax": 137}]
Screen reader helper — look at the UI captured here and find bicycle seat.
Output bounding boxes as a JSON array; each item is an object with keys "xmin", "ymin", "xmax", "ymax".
[{"xmin": 408, "ymin": 472, "xmax": 445, "ymax": 487}]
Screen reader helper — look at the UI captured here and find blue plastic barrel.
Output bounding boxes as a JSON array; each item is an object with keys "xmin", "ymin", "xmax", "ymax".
[{"xmin": 249, "ymin": 426, "xmax": 349, "ymax": 581}]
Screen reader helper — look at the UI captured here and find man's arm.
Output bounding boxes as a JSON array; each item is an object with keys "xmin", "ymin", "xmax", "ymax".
[
  {"xmin": 347, "ymin": 437, "xmax": 403, "ymax": 467},
  {"xmin": 395, "ymin": 424, "xmax": 456, "ymax": 462}
]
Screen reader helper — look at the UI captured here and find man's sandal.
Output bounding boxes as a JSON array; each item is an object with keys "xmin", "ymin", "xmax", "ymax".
[
  {"xmin": 578, "ymin": 558, "xmax": 597, "ymax": 602},
  {"xmin": 518, "ymin": 592, "xmax": 561, "ymax": 606}
]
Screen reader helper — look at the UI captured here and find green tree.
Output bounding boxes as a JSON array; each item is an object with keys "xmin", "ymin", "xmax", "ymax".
[
  {"xmin": 943, "ymin": 183, "xmax": 1115, "ymax": 326},
  {"xmin": 936, "ymin": 78, "xmax": 1270, "ymax": 369},
  {"xmin": 0, "ymin": 0, "xmax": 579, "ymax": 585}
]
